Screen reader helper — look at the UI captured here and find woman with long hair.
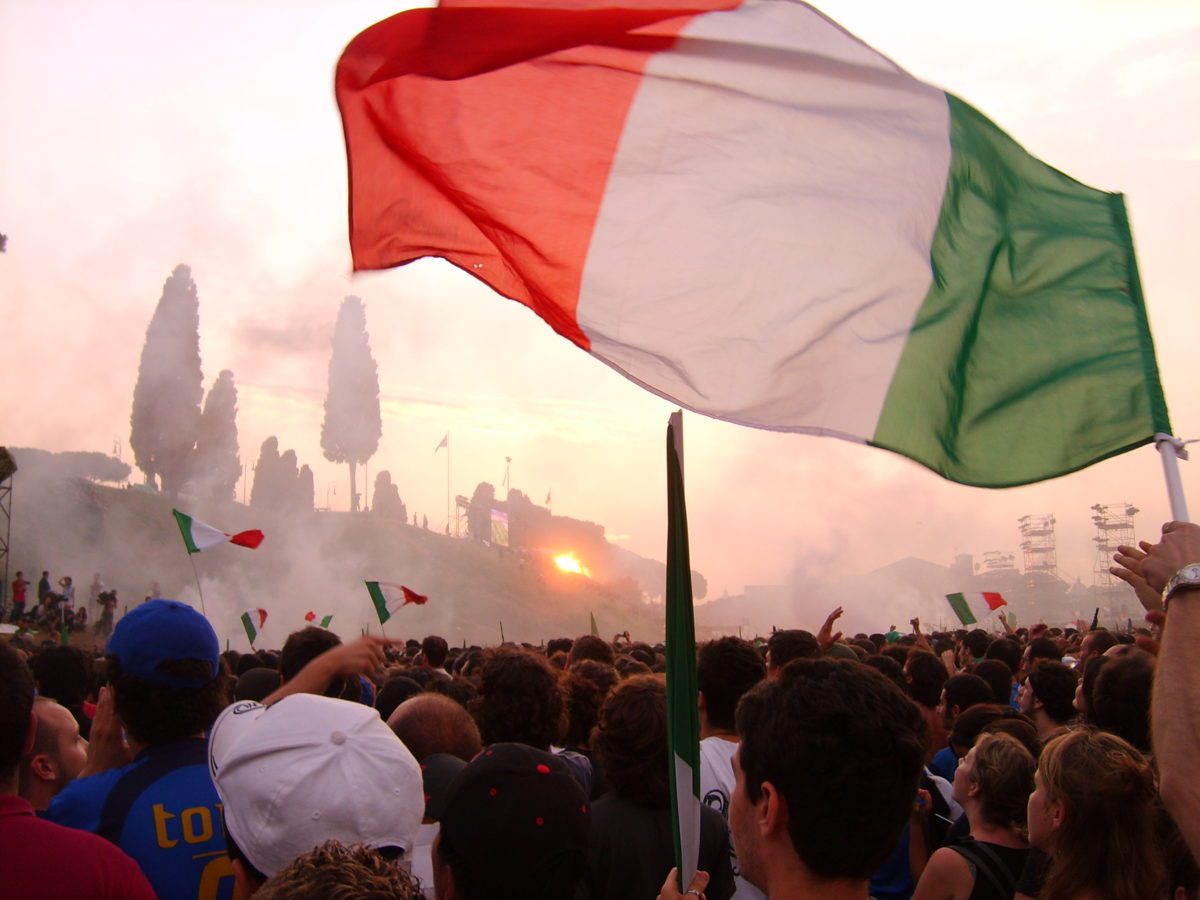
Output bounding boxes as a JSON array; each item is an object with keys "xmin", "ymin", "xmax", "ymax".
[
  {"xmin": 913, "ymin": 732, "xmax": 1036, "ymax": 900},
  {"xmin": 1027, "ymin": 728, "xmax": 1166, "ymax": 900}
]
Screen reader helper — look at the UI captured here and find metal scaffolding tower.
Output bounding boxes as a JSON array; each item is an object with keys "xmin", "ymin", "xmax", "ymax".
[
  {"xmin": 1092, "ymin": 503, "xmax": 1139, "ymax": 587},
  {"xmin": 981, "ymin": 551, "xmax": 1017, "ymax": 575},
  {"xmin": 1018, "ymin": 514, "xmax": 1058, "ymax": 585}
]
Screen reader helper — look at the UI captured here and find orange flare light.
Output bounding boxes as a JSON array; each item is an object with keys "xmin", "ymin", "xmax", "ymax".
[{"xmin": 554, "ymin": 553, "xmax": 591, "ymax": 577}]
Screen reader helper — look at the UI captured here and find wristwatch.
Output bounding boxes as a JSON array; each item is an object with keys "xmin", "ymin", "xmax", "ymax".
[{"xmin": 1164, "ymin": 564, "xmax": 1200, "ymax": 606}]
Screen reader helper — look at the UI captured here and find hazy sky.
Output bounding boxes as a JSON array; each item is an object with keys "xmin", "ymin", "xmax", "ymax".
[{"xmin": 3, "ymin": 0, "xmax": 1199, "ymax": 625}]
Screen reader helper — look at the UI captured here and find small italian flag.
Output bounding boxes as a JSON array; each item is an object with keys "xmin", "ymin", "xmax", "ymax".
[
  {"xmin": 305, "ymin": 611, "xmax": 334, "ymax": 629},
  {"xmin": 241, "ymin": 608, "xmax": 267, "ymax": 645},
  {"xmin": 946, "ymin": 592, "xmax": 1007, "ymax": 626},
  {"xmin": 366, "ymin": 581, "xmax": 426, "ymax": 625},
  {"xmin": 173, "ymin": 509, "xmax": 264, "ymax": 554}
]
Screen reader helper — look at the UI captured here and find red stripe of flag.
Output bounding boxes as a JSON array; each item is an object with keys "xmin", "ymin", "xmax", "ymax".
[
  {"xmin": 229, "ymin": 529, "xmax": 265, "ymax": 549},
  {"xmin": 982, "ymin": 592, "xmax": 1007, "ymax": 610},
  {"xmin": 401, "ymin": 586, "xmax": 428, "ymax": 606}
]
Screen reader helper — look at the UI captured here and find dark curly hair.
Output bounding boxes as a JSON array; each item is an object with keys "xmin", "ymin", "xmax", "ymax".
[
  {"xmin": 562, "ymin": 670, "xmax": 605, "ymax": 749},
  {"xmin": 697, "ymin": 636, "xmax": 765, "ymax": 731},
  {"xmin": 985, "ymin": 638, "xmax": 1021, "ymax": 674},
  {"xmin": 765, "ymin": 630, "xmax": 820, "ymax": 670},
  {"xmin": 972, "ymin": 659, "xmax": 1015, "ymax": 706},
  {"xmin": 567, "ymin": 635, "xmax": 614, "ymax": 667},
  {"xmin": 1091, "ymin": 651, "xmax": 1153, "ymax": 752},
  {"xmin": 736, "ymin": 659, "xmax": 926, "ymax": 879},
  {"xmin": 905, "ymin": 651, "xmax": 949, "ymax": 709},
  {"xmin": 593, "ymin": 675, "xmax": 669, "ymax": 807},
  {"xmin": 28, "ymin": 645, "xmax": 92, "ymax": 707},
  {"xmin": 1027, "ymin": 660, "xmax": 1077, "ymax": 726},
  {"xmin": 570, "ymin": 659, "xmax": 619, "ymax": 699},
  {"xmin": 255, "ymin": 840, "xmax": 421, "ymax": 900},
  {"xmin": 109, "ymin": 657, "xmax": 230, "ymax": 745},
  {"xmin": 0, "ymin": 642, "xmax": 35, "ymax": 780},
  {"xmin": 281, "ymin": 627, "xmax": 344, "ymax": 697},
  {"xmin": 471, "ymin": 648, "xmax": 566, "ymax": 750}
]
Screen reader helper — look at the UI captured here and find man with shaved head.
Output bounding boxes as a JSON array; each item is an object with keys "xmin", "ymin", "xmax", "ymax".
[
  {"xmin": 388, "ymin": 693, "xmax": 482, "ymax": 764},
  {"xmin": 20, "ymin": 698, "xmax": 88, "ymax": 811}
]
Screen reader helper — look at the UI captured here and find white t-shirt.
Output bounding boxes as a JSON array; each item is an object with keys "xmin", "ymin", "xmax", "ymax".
[
  {"xmin": 699, "ymin": 736, "xmax": 766, "ymax": 900},
  {"xmin": 411, "ymin": 822, "xmax": 438, "ymax": 899}
]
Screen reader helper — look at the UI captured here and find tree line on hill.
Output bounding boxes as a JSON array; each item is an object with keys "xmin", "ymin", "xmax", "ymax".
[{"xmin": 128, "ymin": 265, "xmax": 399, "ymax": 516}]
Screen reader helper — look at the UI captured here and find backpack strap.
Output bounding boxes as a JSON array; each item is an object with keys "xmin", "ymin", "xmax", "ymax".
[{"xmin": 948, "ymin": 840, "xmax": 1018, "ymax": 900}]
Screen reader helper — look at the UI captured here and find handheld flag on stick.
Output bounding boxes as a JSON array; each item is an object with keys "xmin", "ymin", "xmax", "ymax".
[
  {"xmin": 366, "ymin": 581, "xmax": 427, "ymax": 626},
  {"xmin": 241, "ymin": 608, "xmax": 267, "ymax": 646},
  {"xmin": 665, "ymin": 411, "xmax": 700, "ymax": 890},
  {"xmin": 305, "ymin": 611, "xmax": 334, "ymax": 629},
  {"xmin": 946, "ymin": 592, "xmax": 1007, "ymax": 626},
  {"xmin": 435, "ymin": 433, "xmax": 448, "ymax": 453},
  {"xmin": 173, "ymin": 509, "xmax": 264, "ymax": 553},
  {"xmin": 336, "ymin": 0, "xmax": 1171, "ymax": 490},
  {"xmin": 1089, "ymin": 608, "xmax": 1101, "ymax": 631},
  {"xmin": 589, "ymin": 611, "xmax": 600, "ymax": 638}
]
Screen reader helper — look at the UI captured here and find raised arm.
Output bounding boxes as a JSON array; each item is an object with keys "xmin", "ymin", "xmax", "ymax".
[
  {"xmin": 262, "ymin": 636, "xmax": 399, "ymax": 706},
  {"xmin": 1136, "ymin": 521, "xmax": 1200, "ymax": 858}
]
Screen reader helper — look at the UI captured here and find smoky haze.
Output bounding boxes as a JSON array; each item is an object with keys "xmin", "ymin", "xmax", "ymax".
[{"xmin": 1, "ymin": 1, "xmax": 1196, "ymax": 633}]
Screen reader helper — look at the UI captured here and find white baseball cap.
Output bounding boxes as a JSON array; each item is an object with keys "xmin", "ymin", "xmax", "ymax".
[{"xmin": 208, "ymin": 694, "xmax": 423, "ymax": 877}]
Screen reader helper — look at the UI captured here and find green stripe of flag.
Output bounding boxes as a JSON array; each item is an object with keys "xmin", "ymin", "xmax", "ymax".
[
  {"xmin": 241, "ymin": 610, "xmax": 260, "ymax": 645},
  {"xmin": 366, "ymin": 581, "xmax": 393, "ymax": 625},
  {"xmin": 665, "ymin": 411, "xmax": 700, "ymax": 890},
  {"xmin": 872, "ymin": 95, "xmax": 1170, "ymax": 487},
  {"xmin": 173, "ymin": 509, "xmax": 202, "ymax": 554},
  {"xmin": 946, "ymin": 592, "xmax": 976, "ymax": 626}
]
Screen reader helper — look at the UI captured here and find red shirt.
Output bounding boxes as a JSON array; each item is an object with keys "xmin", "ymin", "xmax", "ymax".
[
  {"xmin": 12, "ymin": 578, "xmax": 26, "ymax": 602},
  {"xmin": 0, "ymin": 794, "xmax": 157, "ymax": 899}
]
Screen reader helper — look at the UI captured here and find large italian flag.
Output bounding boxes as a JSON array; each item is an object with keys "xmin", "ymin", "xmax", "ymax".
[{"xmin": 337, "ymin": 0, "xmax": 1170, "ymax": 487}]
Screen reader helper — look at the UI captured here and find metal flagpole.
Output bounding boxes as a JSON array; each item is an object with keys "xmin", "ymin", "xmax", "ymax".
[
  {"xmin": 187, "ymin": 553, "xmax": 208, "ymax": 618},
  {"xmin": 1155, "ymin": 434, "xmax": 1191, "ymax": 522}
]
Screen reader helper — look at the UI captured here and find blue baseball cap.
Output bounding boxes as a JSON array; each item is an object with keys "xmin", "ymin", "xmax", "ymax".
[{"xmin": 107, "ymin": 598, "xmax": 220, "ymax": 688}]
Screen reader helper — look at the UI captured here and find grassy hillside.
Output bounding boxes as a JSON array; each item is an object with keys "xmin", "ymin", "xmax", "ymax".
[{"xmin": 7, "ymin": 472, "xmax": 667, "ymax": 649}]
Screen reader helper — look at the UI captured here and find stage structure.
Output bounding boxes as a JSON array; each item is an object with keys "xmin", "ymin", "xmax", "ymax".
[
  {"xmin": 1091, "ymin": 503, "xmax": 1138, "ymax": 588},
  {"xmin": 1018, "ymin": 514, "xmax": 1058, "ymax": 587}
]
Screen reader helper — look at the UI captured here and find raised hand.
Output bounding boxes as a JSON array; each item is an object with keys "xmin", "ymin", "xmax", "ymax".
[
  {"xmin": 81, "ymin": 686, "xmax": 134, "ymax": 777},
  {"xmin": 817, "ymin": 606, "xmax": 844, "ymax": 650},
  {"xmin": 1111, "ymin": 540, "xmax": 1164, "ymax": 612},
  {"xmin": 1141, "ymin": 522, "xmax": 1200, "ymax": 594}
]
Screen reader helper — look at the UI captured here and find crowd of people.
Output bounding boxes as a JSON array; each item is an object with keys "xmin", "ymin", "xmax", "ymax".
[
  {"xmin": 7, "ymin": 569, "xmax": 121, "ymax": 637},
  {"xmin": 3, "ymin": 520, "xmax": 1200, "ymax": 899}
]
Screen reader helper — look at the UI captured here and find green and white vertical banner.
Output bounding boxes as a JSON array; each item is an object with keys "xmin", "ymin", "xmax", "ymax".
[{"xmin": 665, "ymin": 411, "xmax": 700, "ymax": 890}]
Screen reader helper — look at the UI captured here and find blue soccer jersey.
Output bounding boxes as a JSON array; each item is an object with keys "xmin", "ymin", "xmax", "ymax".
[{"xmin": 48, "ymin": 738, "xmax": 239, "ymax": 900}]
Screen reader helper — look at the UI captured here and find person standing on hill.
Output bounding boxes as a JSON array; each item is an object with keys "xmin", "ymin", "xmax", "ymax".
[{"xmin": 10, "ymin": 571, "xmax": 28, "ymax": 622}]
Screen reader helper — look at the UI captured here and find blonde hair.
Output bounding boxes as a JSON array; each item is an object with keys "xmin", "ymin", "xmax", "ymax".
[
  {"xmin": 967, "ymin": 731, "xmax": 1035, "ymax": 832},
  {"xmin": 1037, "ymin": 729, "xmax": 1165, "ymax": 900}
]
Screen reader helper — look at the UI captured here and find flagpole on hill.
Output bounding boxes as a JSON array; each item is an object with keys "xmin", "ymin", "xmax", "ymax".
[{"xmin": 1156, "ymin": 434, "xmax": 1191, "ymax": 521}]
